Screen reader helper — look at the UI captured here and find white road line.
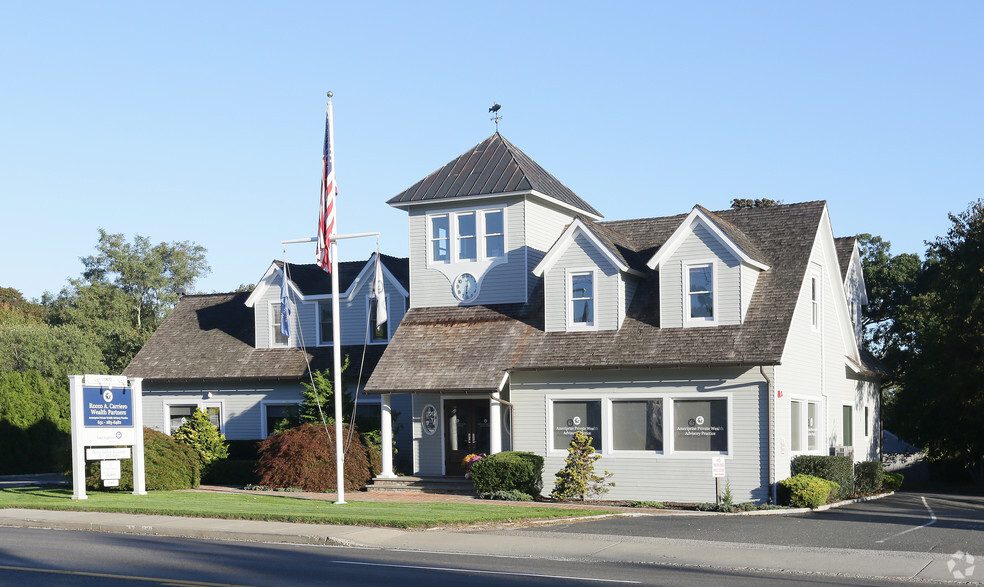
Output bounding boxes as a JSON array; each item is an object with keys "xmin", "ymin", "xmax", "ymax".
[
  {"xmin": 328, "ymin": 559, "xmax": 641, "ymax": 583},
  {"xmin": 876, "ymin": 496, "xmax": 937, "ymax": 544}
]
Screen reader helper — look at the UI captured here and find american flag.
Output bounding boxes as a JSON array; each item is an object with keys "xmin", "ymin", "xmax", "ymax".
[{"xmin": 316, "ymin": 99, "xmax": 336, "ymax": 272}]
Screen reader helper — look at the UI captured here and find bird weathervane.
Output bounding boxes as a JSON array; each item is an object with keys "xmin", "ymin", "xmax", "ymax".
[{"xmin": 489, "ymin": 102, "xmax": 502, "ymax": 130}]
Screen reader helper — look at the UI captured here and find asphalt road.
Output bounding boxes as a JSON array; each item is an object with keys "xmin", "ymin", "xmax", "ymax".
[
  {"xmin": 523, "ymin": 492, "xmax": 984, "ymax": 555},
  {"xmin": 0, "ymin": 526, "xmax": 916, "ymax": 586}
]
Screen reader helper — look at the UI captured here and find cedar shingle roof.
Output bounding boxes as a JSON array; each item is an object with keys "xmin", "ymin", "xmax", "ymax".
[
  {"xmin": 387, "ymin": 133, "xmax": 602, "ymax": 218},
  {"xmin": 365, "ymin": 201, "xmax": 829, "ymax": 393},
  {"xmin": 123, "ymin": 292, "xmax": 387, "ymax": 382},
  {"xmin": 833, "ymin": 237, "xmax": 856, "ymax": 280}
]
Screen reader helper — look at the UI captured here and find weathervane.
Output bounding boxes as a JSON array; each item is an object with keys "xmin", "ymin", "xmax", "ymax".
[{"xmin": 489, "ymin": 102, "xmax": 501, "ymax": 130}]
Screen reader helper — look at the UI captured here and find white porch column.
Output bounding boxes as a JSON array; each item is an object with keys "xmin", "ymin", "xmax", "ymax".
[
  {"xmin": 379, "ymin": 394, "xmax": 396, "ymax": 478},
  {"xmin": 489, "ymin": 392, "xmax": 502, "ymax": 454}
]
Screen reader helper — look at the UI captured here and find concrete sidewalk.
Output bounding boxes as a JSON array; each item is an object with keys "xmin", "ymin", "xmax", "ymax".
[{"xmin": 0, "ymin": 507, "xmax": 975, "ymax": 583}]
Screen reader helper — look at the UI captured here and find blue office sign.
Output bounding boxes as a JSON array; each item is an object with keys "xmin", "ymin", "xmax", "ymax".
[{"xmin": 83, "ymin": 387, "xmax": 133, "ymax": 427}]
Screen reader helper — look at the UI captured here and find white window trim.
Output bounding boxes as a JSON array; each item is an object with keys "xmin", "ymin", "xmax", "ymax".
[
  {"xmin": 683, "ymin": 259, "xmax": 718, "ymax": 327},
  {"xmin": 842, "ymin": 403, "xmax": 854, "ymax": 446},
  {"xmin": 163, "ymin": 400, "xmax": 224, "ymax": 435},
  {"xmin": 789, "ymin": 396, "xmax": 823, "ymax": 456},
  {"xmin": 260, "ymin": 399, "xmax": 303, "ymax": 438},
  {"xmin": 316, "ymin": 301, "xmax": 334, "ymax": 347},
  {"xmin": 456, "ymin": 211, "xmax": 478, "ymax": 262},
  {"xmin": 366, "ymin": 294, "xmax": 390, "ymax": 344},
  {"xmin": 545, "ymin": 392, "xmax": 733, "ymax": 459},
  {"xmin": 424, "ymin": 208, "xmax": 509, "ymax": 290},
  {"xmin": 566, "ymin": 267, "xmax": 598, "ymax": 331},
  {"xmin": 810, "ymin": 266, "xmax": 822, "ymax": 333},
  {"xmin": 428, "ymin": 213, "xmax": 451, "ymax": 265},
  {"xmin": 481, "ymin": 208, "xmax": 506, "ymax": 261},
  {"xmin": 268, "ymin": 301, "xmax": 289, "ymax": 348}
]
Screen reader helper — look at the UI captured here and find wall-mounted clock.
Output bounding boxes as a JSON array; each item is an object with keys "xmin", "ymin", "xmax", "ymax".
[{"xmin": 453, "ymin": 272, "xmax": 478, "ymax": 302}]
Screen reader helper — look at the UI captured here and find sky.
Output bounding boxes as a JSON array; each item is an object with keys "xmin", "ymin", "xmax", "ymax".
[{"xmin": 2, "ymin": 2, "xmax": 982, "ymax": 300}]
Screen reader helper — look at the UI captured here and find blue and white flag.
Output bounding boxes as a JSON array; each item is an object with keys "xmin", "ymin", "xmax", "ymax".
[{"xmin": 280, "ymin": 267, "xmax": 291, "ymax": 339}]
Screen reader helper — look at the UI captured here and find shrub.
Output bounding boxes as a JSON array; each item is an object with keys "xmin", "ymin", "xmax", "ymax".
[
  {"xmin": 630, "ymin": 501, "xmax": 667, "ymax": 509},
  {"xmin": 202, "ymin": 459, "xmax": 258, "ymax": 485},
  {"xmin": 778, "ymin": 474, "xmax": 839, "ymax": 508},
  {"xmin": 479, "ymin": 489, "xmax": 534, "ymax": 501},
  {"xmin": 85, "ymin": 427, "xmax": 200, "ymax": 491},
  {"xmin": 854, "ymin": 461, "xmax": 884, "ymax": 495},
  {"xmin": 254, "ymin": 423, "xmax": 370, "ymax": 492},
  {"xmin": 550, "ymin": 431, "xmax": 614, "ymax": 501},
  {"xmin": 470, "ymin": 451, "xmax": 544, "ymax": 497},
  {"xmin": 882, "ymin": 472, "xmax": 904, "ymax": 492},
  {"xmin": 0, "ymin": 370, "xmax": 72, "ymax": 474},
  {"xmin": 172, "ymin": 409, "xmax": 229, "ymax": 472},
  {"xmin": 791, "ymin": 455, "xmax": 854, "ymax": 500}
]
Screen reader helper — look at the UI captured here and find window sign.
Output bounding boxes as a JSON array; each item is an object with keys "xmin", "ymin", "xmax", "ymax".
[
  {"xmin": 612, "ymin": 399, "xmax": 663, "ymax": 451},
  {"xmin": 807, "ymin": 402, "xmax": 818, "ymax": 451},
  {"xmin": 553, "ymin": 400, "xmax": 601, "ymax": 451},
  {"xmin": 673, "ymin": 399, "xmax": 727, "ymax": 452}
]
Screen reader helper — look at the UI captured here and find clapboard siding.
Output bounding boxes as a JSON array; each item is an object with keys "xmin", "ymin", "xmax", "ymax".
[
  {"xmin": 660, "ymin": 223, "xmax": 741, "ymax": 328},
  {"xmin": 142, "ymin": 382, "xmax": 304, "ymax": 440},
  {"xmin": 407, "ymin": 197, "xmax": 527, "ymax": 307},
  {"xmin": 777, "ymin": 217, "xmax": 879, "ymax": 469},
  {"xmin": 740, "ymin": 264, "xmax": 759, "ymax": 322},
  {"xmin": 510, "ymin": 367, "xmax": 769, "ymax": 503},
  {"xmin": 543, "ymin": 232, "xmax": 620, "ymax": 332},
  {"xmin": 525, "ymin": 198, "xmax": 581, "ymax": 291}
]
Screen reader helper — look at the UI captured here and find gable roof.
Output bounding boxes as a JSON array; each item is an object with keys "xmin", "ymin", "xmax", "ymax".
[
  {"xmin": 245, "ymin": 254, "xmax": 409, "ymax": 306},
  {"xmin": 366, "ymin": 201, "xmax": 830, "ymax": 393},
  {"xmin": 645, "ymin": 205, "xmax": 770, "ymax": 271},
  {"xmin": 532, "ymin": 217, "xmax": 647, "ymax": 277},
  {"xmin": 387, "ymin": 133, "xmax": 602, "ymax": 219},
  {"xmin": 123, "ymin": 292, "xmax": 386, "ymax": 383},
  {"xmin": 833, "ymin": 237, "xmax": 856, "ymax": 280}
]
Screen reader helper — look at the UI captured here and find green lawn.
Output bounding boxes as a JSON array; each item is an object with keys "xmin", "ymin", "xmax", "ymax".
[{"xmin": 0, "ymin": 487, "xmax": 617, "ymax": 528}]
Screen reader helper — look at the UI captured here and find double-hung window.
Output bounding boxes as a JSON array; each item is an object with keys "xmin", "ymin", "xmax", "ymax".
[
  {"xmin": 811, "ymin": 275, "xmax": 820, "ymax": 330},
  {"xmin": 569, "ymin": 271, "xmax": 595, "ymax": 328},
  {"xmin": 270, "ymin": 302, "xmax": 288, "ymax": 346},
  {"xmin": 166, "ymin": 404, "xmax": 222, "ymax": 435},
  {"xmin": 318, "ymin": 302, "xmax": 333, "ymax": 345},
  {"xmin": 685, "ymin": 261, "xmax": 715, "ymax": 324},
  {"xmin": 791, "ymin": 400, "xmax": 820, "ymax": 452},
  {"xmin": 368, "ymin": 296, "xmax": 388, "ymax": 342},
  {"xmin": 431, "ymin": 215, "xmax": 450, "ymax": 263},
  {"xmin": 484, "ymin": 210, "xmax": 505, "ymax": 258},
  {"xmin": 457, "ymin": 212, "xmax": 477, "ymax": 261}
]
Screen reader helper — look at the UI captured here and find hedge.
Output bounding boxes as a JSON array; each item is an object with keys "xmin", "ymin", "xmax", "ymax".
[
  {"xmin": 778, "ymin": 474, "xmax": 840, "ymax": 508},
  {"xmin": 470, "ymin": 451, "xmax": 544, "ymax": 498},
  {"xmin": 882, "ymin": 472, "xmax": 904, "ymax": 492},
  {"xmin": 854, "ymin": 461, "xmax": 884, "ymax": 495},
  {"xmin": 85, "ymin": 427, "xmax": 200, "ymax": 491},
  {"xmin": 791, "ymin": 455, "xmax": 854, "ymax": 500}
]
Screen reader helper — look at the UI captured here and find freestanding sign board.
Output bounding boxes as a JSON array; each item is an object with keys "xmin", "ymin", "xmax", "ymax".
[{"xmin": 69, "ymin": 375, "xmax": 146, "ymax": 499}]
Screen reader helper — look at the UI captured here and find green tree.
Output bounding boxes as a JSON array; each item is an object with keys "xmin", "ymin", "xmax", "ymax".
[
  {"xmin": 299, "ymin": 360, "xmax": 351, "ymax": 426},
  {"xmin": 731, "ymin": 198, "xmax": 782, "ymax": 209},
  {"xmin": 172, "ymin": 408, "xmax": 229, "ymax": 471},
  {"xmin": 0, "ymin": 322, "xmax": 106, "ymax": 379},
  {"xmin": 856, "ymin": 234, "xmax": 922, "ymax": 369},
  {"xmin": 550, "ymin": 431, "xmax": 614, "ymax": 501},
  {"xmin": 44, "ymin": 230, "xmax": 209, "ymax": 371},
  {"xmin": 0, "ymin": 287, "xmax": 44, "ymax": 323},
  {"xmin": 892, "ymin": 200, "xmax": 984, "ymax": 476}
]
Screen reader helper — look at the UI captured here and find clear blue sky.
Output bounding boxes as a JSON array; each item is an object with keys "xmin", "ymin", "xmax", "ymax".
[{"xmin": 3, "ymin": 1, "xmax": 982, "ymax": 300}]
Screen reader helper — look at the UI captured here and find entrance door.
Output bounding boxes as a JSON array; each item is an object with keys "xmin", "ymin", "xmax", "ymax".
[{"xmin": 444, "ymin": 399, "xmax": 490, "ymax": 476}]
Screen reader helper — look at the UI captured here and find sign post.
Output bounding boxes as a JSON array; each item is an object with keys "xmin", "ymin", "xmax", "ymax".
[
  {"xmin": 70, "ymin": 375, "xmax": 146, "ymax": 499},
  {"xmin": 712, "ymin": 456, "xmax": 726, "ymax": 504}
]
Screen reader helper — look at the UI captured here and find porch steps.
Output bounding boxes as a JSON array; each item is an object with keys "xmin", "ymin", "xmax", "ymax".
[{"xmin": 367, "ymin": 475, "xmax": 476, "ymax": 495}]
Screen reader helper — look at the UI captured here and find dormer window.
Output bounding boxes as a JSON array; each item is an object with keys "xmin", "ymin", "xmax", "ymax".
[
  {"xmin": 568, "ymin": 270, "xmax": 595, "ymax": 329},
  {"xmin": 318, "ymin": 302, "xmax": 333, "ymax": 346},
  {"xmin": 457, "ymin": 212, "xmax": 477, "ymax": 261},
  {"xmin": 684, "ymin": 261, "xmax": 716, "ymax": 325},
  {"xmin": 270, "ymin": 302, "xmax": 288, "ymax": 346}
]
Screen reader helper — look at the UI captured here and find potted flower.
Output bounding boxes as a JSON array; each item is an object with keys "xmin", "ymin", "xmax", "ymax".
[{"xmin": 461, "ymin": 453, "xmax": 485, "ymax": 479}]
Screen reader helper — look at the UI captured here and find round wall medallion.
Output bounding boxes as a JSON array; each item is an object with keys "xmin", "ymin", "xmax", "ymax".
[{"xmin": 421, "ymin": 404, "xmax": 438, "ymax": 435}]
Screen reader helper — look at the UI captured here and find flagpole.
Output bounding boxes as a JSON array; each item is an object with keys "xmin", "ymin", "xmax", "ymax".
[{"xmin": 330, "ymin": 237, "xmax": 345, "ymax": 504}]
